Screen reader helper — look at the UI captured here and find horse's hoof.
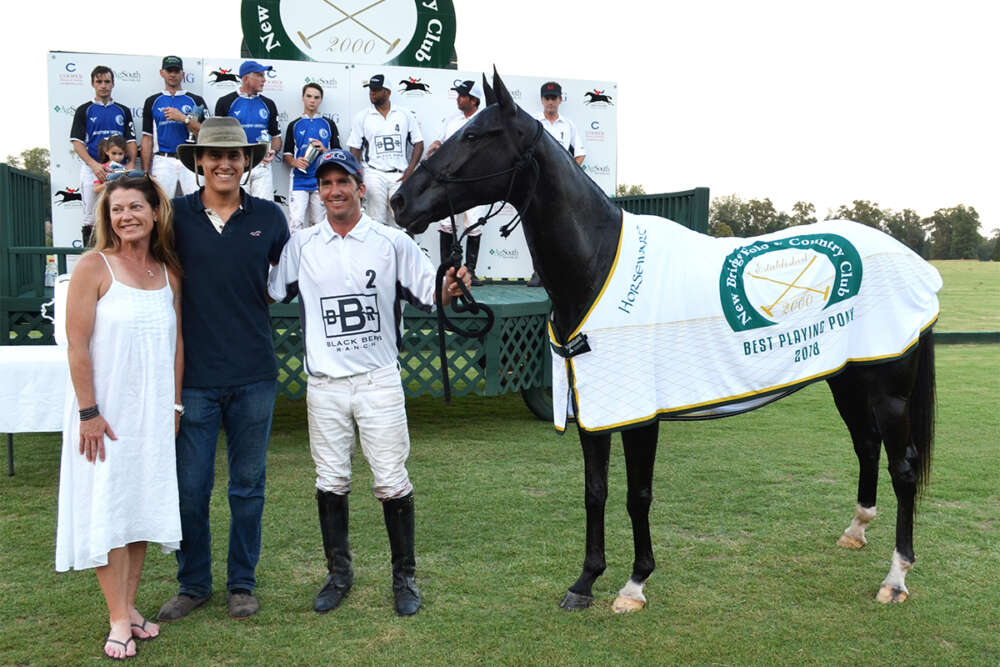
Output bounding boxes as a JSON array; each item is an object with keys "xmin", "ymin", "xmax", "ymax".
[
  {"xmin": 612, "ymin": 595, "xmax": 645, "ymax": 614},
  {"xmin": 836, "ymin": 533, "xmax": 866, "ymax": 549},
  {"xmin": 875, "ymin": 585, "xmax": 908, "ymax": 603},
  {"xmin": 559, "ymin": 591, "xmax": 593, "ymax": 611}
]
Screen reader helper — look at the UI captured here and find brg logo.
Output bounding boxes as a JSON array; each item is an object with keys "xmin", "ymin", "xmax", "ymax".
[
  {"xmin": 719, "ymin": 234, "xmax": 862, "ymax": 331},
  {"xmin": 322, "ymin": 294, "xmax": 380, "ymax": 338}
]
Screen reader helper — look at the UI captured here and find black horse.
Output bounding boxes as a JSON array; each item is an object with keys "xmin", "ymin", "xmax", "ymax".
[{"xmin": 391, "ymin": 70, "xmax": 935, "ymax": 611}]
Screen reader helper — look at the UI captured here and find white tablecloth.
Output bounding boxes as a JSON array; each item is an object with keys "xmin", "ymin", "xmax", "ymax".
[{"xmin": 0, "ymin": 346, "xmax": 69, "ymax": 433}]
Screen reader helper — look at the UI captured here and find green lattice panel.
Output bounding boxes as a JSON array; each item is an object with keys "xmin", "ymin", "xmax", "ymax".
[
  {"xmin": 272, "ymin": 316, "xmax": 307, "ymax": 399},
  {"xmin": 7, "ymin": 310, "xmax": 53, "ymax": 345},
  {"xmin": 496, "ymin": 315, "xmax": 549, "ymax": 393},
  {"xmin": 399, "ymin": 316, "xmax": 487, "ymax": 398}
]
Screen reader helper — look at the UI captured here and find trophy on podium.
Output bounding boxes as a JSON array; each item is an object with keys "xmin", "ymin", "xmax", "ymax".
[{"xmin": 185, "ymin": 105, "xmax": 206, "ymax": 144}]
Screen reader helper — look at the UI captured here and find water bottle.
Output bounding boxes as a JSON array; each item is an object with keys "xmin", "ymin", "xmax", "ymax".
[{"xmin": 44, "ymin": 255, "xmax": 57, "ymax": 287}]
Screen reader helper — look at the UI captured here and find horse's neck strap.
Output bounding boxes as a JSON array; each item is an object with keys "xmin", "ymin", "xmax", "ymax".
[{"xmin": 550, "ymin": 332, "xmax": 591, "ymax": 359}]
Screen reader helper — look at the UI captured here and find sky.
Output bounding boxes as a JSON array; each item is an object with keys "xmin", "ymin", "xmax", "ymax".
[{"xmin": 4, "ymin": 0, "xmax": 997, "ymax": 233}]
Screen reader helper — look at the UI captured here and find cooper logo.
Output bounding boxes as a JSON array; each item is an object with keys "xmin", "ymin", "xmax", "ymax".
[
  {"xmin": 399, "ymin": 77, "xmax": 431, "ymax": 95},
  {"xmin": 322, "ymin": 294, "xmax": 380, "ymax": 337},
  {"xmin": 65, "ymin": 62, "xmax": 77, "ymax": 72},
  {"xmin": 209, "ymin": 68, "xmax": 240, "ymax": 85},
  {"xmin": 266, "ymin": 68, "xmax": 278, "ymax": 78},
  {"xmin": 584, "ymin": 90, "xmax": 614, "ymax": 107}
]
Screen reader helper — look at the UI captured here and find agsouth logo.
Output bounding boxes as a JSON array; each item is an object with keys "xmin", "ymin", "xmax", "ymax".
[
  {"xmin": 398, "ymin": 77, "xmax": 431, "ymax": 95},
  {"xmin": 584, "ymin": 90, "xmax": 614, "ymax": 107},
  {"xmin": 209, "ymin": 68, "xmax": 240, "ymax": 85},
  {"xmin": 53, "ymin": 105, "xmax": 77, "ymax": 115},
  {"xmin": 582, "ymin": 163, "xmax": 611, "ymax": 176},
  {"xmin": 489, "ymin": 248, "xmax": 520, "ymax": 260},
  {"xmin": 322, "ymin": 294, "xmax": 380, "ymax": 338},
  {"xmin": 305, "ymin": 76, "xmax": 338, "ymax": 88},
  {"xmin": 116, "ymin": 70, "xmax": 141, "ymax": 83},
  {"xmin": 719, "ymin": 234, "xmax": 862, "ymax": 332},
  {"xmin": 54, "ymin": 187, "xmax": 83, "ymax": 205}
]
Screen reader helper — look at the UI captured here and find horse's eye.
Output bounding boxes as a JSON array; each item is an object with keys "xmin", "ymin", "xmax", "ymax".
[{"xmin": 463, "ymin": 132, "xmax": 477, "ymax": 142}]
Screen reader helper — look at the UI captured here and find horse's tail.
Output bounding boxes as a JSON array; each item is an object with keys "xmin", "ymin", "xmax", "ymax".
[{"xmin": 910, "ymin": 329, "xmax": 936, "ymax": 498}]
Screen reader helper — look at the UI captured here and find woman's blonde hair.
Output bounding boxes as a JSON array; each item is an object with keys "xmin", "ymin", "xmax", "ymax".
[{"xmin": 92, "ymin": 175, "xmax": 183, "ymax": 276}]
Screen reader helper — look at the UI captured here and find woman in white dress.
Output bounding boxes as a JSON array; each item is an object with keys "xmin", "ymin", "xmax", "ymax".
[{"xmin": 57, "ymin": 174, "xmax": 184, "ymax": 660}]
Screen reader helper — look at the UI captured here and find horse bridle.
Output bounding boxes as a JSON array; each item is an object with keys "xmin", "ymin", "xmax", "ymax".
[{"xmin": 416, "ymin": 120, "xmax": 546, "ymax": 402}]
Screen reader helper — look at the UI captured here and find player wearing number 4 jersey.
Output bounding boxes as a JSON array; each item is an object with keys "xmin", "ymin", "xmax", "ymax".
[
  {"xmin": 268, "ymin": 149, "xmax": 468, "ymax": 617},
  {"xmin": 347, "ymin": 74, "xmax": 424, "ymax": 228}
]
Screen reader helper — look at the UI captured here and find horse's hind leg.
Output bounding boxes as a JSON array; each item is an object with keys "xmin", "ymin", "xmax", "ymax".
[
  {"xmin": 613, "ymin": 422, "xmax": 658, "ymax": 613},
  {"xmin": 560, "ymin": 431, "xmax": 611, "ymax": 610},
  {"xmin": 828, "ymin": 371, "xmax": 882, "ymax": 549}
]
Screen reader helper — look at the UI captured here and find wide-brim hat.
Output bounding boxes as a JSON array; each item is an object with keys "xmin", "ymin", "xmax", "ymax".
[{"xmin": 177, "ymin": 117, "xmax": 268, "ymax": 175}]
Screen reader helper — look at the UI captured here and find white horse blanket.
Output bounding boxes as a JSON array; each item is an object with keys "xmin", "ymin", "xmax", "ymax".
[{"xmin": 550, "ymin": 213, "xmax": 941, "ymax": 434}]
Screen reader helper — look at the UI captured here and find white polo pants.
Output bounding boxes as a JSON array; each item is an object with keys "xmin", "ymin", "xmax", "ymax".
[
  {"xmin": 362, "ymin": 168, "xmax": 402, "ymax": 228},
  {"xmin": 150, "ymin": 154, "xmax": 198, "ymax": 197},
  {"xmin": 306, "ymin": 363, "xmax": 413, "ymax": 500},
  {"xmin": 288, "ymin": 190, "xmax": 325, "ymax": 232}
]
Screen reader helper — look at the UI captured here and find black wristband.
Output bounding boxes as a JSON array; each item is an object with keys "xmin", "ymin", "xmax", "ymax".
[{"xmin": 79, "ymin": 405, "xmax": 99, "ymax": 421}]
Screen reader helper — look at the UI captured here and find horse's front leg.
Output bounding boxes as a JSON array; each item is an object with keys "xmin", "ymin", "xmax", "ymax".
[
  {"xmin": 613, "ymin": 422, "xmax": 659, "ymax": 613},
  {"xmin": 560, "ymin": 431, "xmax": 611, "ymax": 610}
]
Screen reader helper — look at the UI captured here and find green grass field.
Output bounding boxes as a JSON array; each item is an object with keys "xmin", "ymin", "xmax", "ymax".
[
  {"xmin": 932, "ymin": 260, "xmax": 1000, "ymax": 331},
  {"xmin": 2, "ymin": 344, "xmax": 998, "ymax": 665}
]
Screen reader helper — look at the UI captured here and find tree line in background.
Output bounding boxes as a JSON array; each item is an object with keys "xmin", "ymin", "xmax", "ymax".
[
  {"xmin": 6, "ymin": 155, "xmax": 997, "ymax": 261},
  {"xmin": 616, "ymin": 183, "xmax": 998, "ymax": 261}
]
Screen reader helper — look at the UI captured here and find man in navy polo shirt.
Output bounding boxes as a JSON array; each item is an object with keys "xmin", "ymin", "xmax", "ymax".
[
  {"xmin": 215, "ymin": 60, "xmax": 282, "ymax": 201},
  {"xmin": 157, "ymin": 117, "xmax": 289, "ymax": 623},
  {"xmin": 70, "ymin": 65, "xmax": 137, "ymax": 245},
  {"xmin": 282, "ymin": 81, "xmax": 340, "ymax": 232},
  {"xmin": 141, "ymin": 55, "xmax": 207, "ymax": 197}
]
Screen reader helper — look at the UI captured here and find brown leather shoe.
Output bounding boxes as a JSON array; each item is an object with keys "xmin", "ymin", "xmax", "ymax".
[
  {"xmin": 157, "ymin": 593, "xmax": 210, "ymax": 622},
  {"xmin": 227, "ymin": 591, "xmax": 260, "ymax": 619}
]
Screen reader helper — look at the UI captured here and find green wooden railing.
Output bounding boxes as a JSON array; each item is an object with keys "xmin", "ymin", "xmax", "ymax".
[{"xmin": 613, "ymin": 187, "xmax": 710, "ymax": 233}]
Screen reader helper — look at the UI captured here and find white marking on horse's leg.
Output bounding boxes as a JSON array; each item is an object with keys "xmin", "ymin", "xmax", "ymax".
[
  {"xmin": 876, "ymin": 549, "xmax": 912, "ymax": 603},
  {"xmin": 837, "ymin": 503, "xmax": 876, "ymax": 549},
  {"xmin": 612, "ymin": 578, "xmax": 647, "ymax": 614}
]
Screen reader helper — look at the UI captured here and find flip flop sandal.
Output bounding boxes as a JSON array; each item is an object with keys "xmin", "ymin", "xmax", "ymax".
[
  {"xmin": 103, "ymin": 635, "xmax": 137, "ymax": 660},
  {"xmin": 131, "ymin": 619, "xmax": 159, "ymax": 641}
]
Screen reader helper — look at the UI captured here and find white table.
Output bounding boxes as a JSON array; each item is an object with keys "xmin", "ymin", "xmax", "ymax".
[{"xmin": 0, "ymin": 346, "xmax": 69, "ymax": 475}]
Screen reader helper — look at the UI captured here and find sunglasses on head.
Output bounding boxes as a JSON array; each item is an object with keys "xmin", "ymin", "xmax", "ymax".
[{"xmin": 106, "ymin": 170, "xmax": 147, "ymax": 182}]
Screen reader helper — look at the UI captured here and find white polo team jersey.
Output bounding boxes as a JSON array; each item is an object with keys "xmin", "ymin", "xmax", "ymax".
[
  {"xmin": 436, "ymin": 107, "xmax": 480, "ymax": 144},
  {"xmin": 534, "ymin": 113, "xmax": 587, "ymax": 158},
  {"xmin": 347, "ymin": 106, "xmax": 424, "ymax": 172},
  {"xmin": 268, "ymin": 213, "xmax": 438, "ymax": 378}
]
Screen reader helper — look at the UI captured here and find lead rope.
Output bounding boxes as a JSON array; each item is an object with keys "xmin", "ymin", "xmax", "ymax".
[{"xmin": 424, "ymin": 122, "xmax": 544, "ymax": 402}]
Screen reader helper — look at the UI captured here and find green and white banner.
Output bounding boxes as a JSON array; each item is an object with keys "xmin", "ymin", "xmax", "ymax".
[{"xmin": 241, "ymin": 0, "xmax": 456, "ymax": 69}]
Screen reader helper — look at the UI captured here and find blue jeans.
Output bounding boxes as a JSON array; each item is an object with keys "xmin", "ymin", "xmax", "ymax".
[{"xmin": 174, "ymin": 379, "xmax": 277, "ymax": 597}]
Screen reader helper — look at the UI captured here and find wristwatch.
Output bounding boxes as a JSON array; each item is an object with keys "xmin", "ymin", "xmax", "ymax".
[{"xmin": 174, "ymin": 403, "xmax": 185, "ymax": 416}]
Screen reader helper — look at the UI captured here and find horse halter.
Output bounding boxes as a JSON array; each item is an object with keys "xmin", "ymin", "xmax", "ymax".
[{"xmin": 417, "ymin": 120, "xmax": 545, "ymax": 402}]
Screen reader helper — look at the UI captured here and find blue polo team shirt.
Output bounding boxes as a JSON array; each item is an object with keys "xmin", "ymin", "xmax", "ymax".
[
  {"xmin": 141, "ymin": 91, "xmax": 208, "ymax": 155},
  {"xmin": 70, "ymin": 101, "xmax": 136, "ymax": 161},
  {"xmin": 215, "ymin": 91, "xmax": 280, "ymax": 146},
  {"xmin": 282, "ymin": 116, "xmax": 341, "ymax": 191}
]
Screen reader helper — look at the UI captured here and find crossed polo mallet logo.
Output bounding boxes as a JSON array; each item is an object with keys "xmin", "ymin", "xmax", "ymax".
[
  {"xmin": 298, "ymin": 0, "xmax": 402, "ymax": 55},
  {"xmin": 748, "ymin": 256, "xmax": 831, "ymax": 317}
]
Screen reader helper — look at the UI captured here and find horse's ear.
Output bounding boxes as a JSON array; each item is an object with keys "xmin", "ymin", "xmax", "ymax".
[
  {"xmin": 482, "ymin": 73, "xmax": 496, "ymax": 106},
  {"xmin": 492, "ymin": 67, "xmax": 515, "ymax": 115}
]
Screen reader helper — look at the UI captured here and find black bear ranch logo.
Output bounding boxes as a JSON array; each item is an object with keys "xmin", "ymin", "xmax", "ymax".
[
  {"xmin": 719, "ymin": 233, "xmax": 862, "ymax": 331},
  {"xmin": 583, "ymin": 90, "xmax": 613, "ymax": 107}
]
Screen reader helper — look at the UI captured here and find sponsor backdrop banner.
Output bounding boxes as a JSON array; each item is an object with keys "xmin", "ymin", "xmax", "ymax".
[{"xmin": 47, "ymin": 51, "xmax": 616, "ymax": 279}]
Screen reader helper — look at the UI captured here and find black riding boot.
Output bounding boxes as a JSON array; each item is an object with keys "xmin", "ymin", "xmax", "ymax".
[
  {"xmin": 464, "ymin": 235, "xmax": 484, "ymax": 286},
  {"xmin": 314, "ymin": 490, "xmax": 353, "ymax": 613},
  {"xmin": 439, "ymin": 230, "xmax": 454, "ymax": 266},
  {"xmin": 382, "ymin": 493, "xmax": 421, "ymax": 616}
]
